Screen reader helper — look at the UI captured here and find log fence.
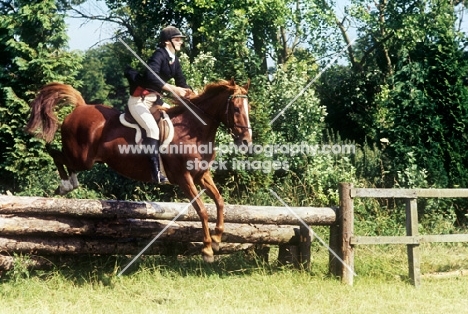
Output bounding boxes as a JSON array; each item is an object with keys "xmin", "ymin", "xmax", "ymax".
[{"xmin": 0, "ymin": 195, "xmax": 339, "ymax": 274}]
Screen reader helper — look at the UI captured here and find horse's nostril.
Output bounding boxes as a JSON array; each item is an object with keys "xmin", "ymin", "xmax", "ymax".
[{"xmin": 242, "ymin": 139, "xmax": 251, "ymax": 146}]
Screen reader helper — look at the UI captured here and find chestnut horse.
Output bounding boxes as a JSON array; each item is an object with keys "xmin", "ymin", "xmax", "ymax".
[{"xmin": 26, "ymin": 79, "xmax": 252, "ymax": 262}]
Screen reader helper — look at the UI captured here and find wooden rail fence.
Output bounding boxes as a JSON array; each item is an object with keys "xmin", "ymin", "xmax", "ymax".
[{"xmin": 337, "ymin": 183, "xmax": 468, "ymax": 287}]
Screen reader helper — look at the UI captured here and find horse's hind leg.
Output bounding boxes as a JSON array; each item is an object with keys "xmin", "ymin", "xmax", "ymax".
[{"xmin": 46, "ymin": 145, "xmax": 79, "ymax": 195}]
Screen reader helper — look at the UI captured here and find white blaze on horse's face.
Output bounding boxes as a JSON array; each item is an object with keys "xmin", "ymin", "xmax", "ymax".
[{"xmin": 243, "ymin": 98, "xmax": 252, "ymax": 140}]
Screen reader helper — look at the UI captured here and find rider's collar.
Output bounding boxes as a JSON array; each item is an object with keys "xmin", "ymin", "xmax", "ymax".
[{"xmin": 165, "ymin": 47, "xmax": 176, "ymax": 63}]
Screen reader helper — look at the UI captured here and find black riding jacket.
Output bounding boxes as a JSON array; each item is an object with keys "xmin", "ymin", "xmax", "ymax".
[{"xmin": 143, "ymin": 47, "xmax": 190, "ymax": 93}]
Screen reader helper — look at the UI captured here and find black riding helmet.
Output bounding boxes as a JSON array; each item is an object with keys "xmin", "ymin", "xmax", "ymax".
[{"xmin": 159, "ymin": 26, "xmax": 186, "ymax": 47}]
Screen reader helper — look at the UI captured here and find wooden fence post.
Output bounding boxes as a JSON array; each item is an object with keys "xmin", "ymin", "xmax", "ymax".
[
  {"xmin": 406, "ymin": 198, "xmax": 421, "ymax": 287},
  {"xmin": 299, "ymin": 224, "xmax": 311, "ymax": 270},
  {"xmin": 341, "ymin": 182, "xmax": 354, "ymax": 285},
  {"xmin": 332, "ymin": 182, "xmax": 354, "ymax": 285},
  {"xmin": 328, "ymin": 214, "xmax": 340, "ymax": 277}
]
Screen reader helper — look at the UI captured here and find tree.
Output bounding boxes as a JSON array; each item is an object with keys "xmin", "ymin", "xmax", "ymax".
[
  {"xmin": 76, "ymin": 43, "xmax": 132, "ymax": 108},
  {"xmin": 68, "ymin": 0, "xmax": 338, "ymax": 77},
  {"xmin": 0, "ymin": 0, "xmax": 82, "ymax": 193},
  {"xmin": 381, "ymin": 1, "xmax": 468, "ymax": 188}
]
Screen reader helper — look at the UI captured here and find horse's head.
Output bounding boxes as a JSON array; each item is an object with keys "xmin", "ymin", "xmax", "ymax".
[{"xmin": 224, "ymin": 78, "xmax": 252, "ymax": 146}]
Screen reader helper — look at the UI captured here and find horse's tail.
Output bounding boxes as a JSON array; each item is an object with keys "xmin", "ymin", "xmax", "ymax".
[{"xmin": 26, "ymin": 83, "xmax": 86, "ymax": 143}]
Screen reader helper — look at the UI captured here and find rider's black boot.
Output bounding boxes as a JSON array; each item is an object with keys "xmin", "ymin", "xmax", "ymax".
[{"xmin": 145, "ymin": 138, "xmax": 169, "ymax": 184}]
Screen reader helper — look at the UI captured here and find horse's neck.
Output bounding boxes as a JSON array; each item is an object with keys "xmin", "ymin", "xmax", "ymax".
[
  {"xmin": 183, "ymin": 95, "xmax": 225, "ymax": 125},
  {"xmin": 171, "ymin": 109, "xmax": 220, "ymax": 142},
  {"xmin": 167, "ymin": 93, "xmax": 227, "ymax": 142},
  {"xmin": 197, "ymin": 95, "xmax": 226, "ymax": 122}
]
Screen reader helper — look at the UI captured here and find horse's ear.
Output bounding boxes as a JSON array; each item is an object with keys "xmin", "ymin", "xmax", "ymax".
[
  {"xmin": 229, "ymin": 77, "xmax": 236, "ymax": 86},
  {"xmin": 243, "ymin": 79, "xmax": 250, "ymax": 92}
]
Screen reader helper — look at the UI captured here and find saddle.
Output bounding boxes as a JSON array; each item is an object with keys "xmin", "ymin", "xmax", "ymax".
[
  {"xmin": 120, "ymin": 105, "xmax": 174, "ymax": 146},
  {"xmin": 119, "ymin": 105, "xmax": 174, "ymax": 180}
]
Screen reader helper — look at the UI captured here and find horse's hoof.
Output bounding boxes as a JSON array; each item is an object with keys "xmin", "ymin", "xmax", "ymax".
[
  {"xmin": 70, "ymin": 174, "xmax": 79, "ymax": 189},
  {"xmin": 211, "ymin": 241, "xmax": 220, "ymax": 253},
  {"xmin": 55, "ymin": 186, "xmax": 68, "ymax": 196},
  {"xmin": 57, "ymin": 180, "xmax": 74, "ymax": 195},
  {"xmin": 203, "ymin": 254, "xmax": 215, "ymax": 263}
]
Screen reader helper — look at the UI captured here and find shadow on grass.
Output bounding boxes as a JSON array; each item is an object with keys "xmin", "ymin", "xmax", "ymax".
[{"xmin": 1, "ymin": 245, "xmax": 323, "ymax": 287}]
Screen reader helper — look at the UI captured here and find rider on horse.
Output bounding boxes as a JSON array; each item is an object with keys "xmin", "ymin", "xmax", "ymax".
[{"xmin": 127, "ymin": 26, "xmax": 192, "ymax": 184}]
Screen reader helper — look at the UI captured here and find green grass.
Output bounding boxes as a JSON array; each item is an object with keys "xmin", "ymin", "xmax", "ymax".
[{"xmin": 1, "ymin": 242, "xmax": 468, "ymax": 314}]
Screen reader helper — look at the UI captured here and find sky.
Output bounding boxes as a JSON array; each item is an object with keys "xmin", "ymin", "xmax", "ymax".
[
  {"xmin": 66, "ymin": 0, "xmax": 116, "ymax": 51},
  {"xmin": 66, "ymin": 17, "xmax": 115, "ymax": 51}
]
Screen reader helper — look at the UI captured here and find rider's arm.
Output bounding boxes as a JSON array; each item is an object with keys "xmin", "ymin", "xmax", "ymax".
[
  {"xmin": 162, "ymin": 83, "xmax": 188, "ymax": 97},
  {"xmin": 145, "ymin": 50, "xmax": 165, "ymax": 92}
]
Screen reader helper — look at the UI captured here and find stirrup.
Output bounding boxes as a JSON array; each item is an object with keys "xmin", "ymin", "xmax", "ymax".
[{"xmin": 156, "ymin": 171, "xmax": 169, "ymax": 184}]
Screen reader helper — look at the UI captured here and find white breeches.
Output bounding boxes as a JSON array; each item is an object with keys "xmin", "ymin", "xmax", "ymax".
[{"xmin": 127, "ymin": 93, "xmax": 160, "ymax": 140}]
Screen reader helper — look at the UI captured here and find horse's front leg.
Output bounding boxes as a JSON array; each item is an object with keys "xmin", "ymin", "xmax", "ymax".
[
  {"xmin": 178, "ymin": 174, "xmax": 215, "ymax": 262},
  {"xmin": 198, "ymin": 171, "xmax": 224, "ymax": 253}
]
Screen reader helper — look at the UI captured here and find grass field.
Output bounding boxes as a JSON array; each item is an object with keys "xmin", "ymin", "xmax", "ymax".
[{"xmin": 1, "ymin": 242, "xmax": 467, "ymax": 314}]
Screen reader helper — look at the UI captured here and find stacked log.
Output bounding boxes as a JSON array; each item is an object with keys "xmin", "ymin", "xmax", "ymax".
[{"xmin": 0, "ymin": 195, "xmax": 337, "ymax": 269}]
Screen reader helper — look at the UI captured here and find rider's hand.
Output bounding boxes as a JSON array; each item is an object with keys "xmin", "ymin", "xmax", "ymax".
[
  {"xmin": 175, "ymin": 87, "xmax": 189, "ymax": 98},
  {"xmin": 181, "ymin": 88, "xmax": 194, "ymax": 98}
]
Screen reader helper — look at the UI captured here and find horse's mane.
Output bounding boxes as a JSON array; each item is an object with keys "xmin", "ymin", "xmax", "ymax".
[{"xmin": 164, "ymin": 80, "xmax": 244, "ymax": 116}]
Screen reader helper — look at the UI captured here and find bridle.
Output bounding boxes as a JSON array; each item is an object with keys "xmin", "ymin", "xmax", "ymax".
[{"xmin": 224, "ymin": 94, "xmax": 252, "ymax": 135}]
